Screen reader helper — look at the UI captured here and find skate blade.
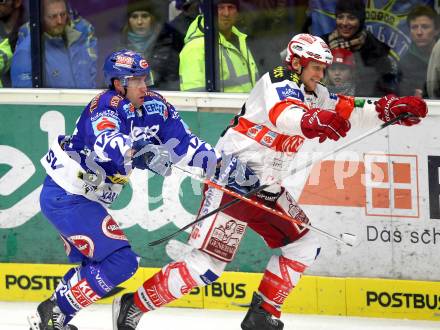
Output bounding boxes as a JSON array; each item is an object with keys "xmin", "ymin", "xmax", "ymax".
[
  {"xmin": 112, "ymin": 296, "xmax": 122, "ymax": 330},
  {"xmin": 27, "ymin": 312, "xmax": 42, "ymax": 330}
]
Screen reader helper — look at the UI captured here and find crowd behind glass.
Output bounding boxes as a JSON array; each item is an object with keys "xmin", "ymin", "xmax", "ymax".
[{"xmin": 2, "ymin": 0, "xmax": 440, "ymax": 98}]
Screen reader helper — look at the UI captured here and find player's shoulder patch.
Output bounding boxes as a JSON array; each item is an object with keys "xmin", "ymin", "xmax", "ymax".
[
  {"xmin": 110, "ymin": 95, "xmax": 124, "ymax": 108},
  {"xmin": 88, "ymin": 91, "xmax": 106, "ymax": 113},
  {"xmin": 269, "ymin": 66, "xmax": 300, "ymax": 84}
]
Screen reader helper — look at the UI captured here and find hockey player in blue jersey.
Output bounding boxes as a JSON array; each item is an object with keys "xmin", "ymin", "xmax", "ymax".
[{"xmin": 28, "ymin": 49, "xmax": 258, "ymax": 330}]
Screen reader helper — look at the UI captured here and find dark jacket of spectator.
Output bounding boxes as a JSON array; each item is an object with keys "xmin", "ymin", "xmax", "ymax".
[
  {"xmin": 149, "ymin": 0, "xmax": 200, "ymax": 90},
  {"xmin": 398, "ymin": 42, "xmax": 431, "ymax": 97},
  {"xmin": 321, "ymin": 0, "xmax": 397, "ymax": 97},
  {"xmin": 398, "ymin": 5, "xmax": 439, "ymax": 97},
  {"xmin": 11, "ymin": 13, "xmax": 97, "ymax": 88}
]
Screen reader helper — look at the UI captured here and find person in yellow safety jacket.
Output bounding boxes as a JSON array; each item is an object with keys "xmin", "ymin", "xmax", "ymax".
[
  {"xmin": 179, "ymin": 0, "xmax": 258, "ymax": 93},
  {"xmin": 0, "ymin": 37, "xmax": 13, "ymax": 88}
]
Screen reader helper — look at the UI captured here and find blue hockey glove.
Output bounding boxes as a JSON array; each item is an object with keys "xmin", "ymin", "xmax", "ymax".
[
  {"xmin": 132, "ymin": 139, "xmax": 172, "ymax": 176},
  {"xmin": 213, "ymin": 153, "xmax": 260, "ymax": 194}
]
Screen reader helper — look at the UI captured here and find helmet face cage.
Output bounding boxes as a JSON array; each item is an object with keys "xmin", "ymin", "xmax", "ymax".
[
  {"xmin": 103, "ymin": 49, "xmax": 154, "ymax": 88},
  {"xmin": 286, "ymin": 34, "xmax": 333, "ymax": 68}
]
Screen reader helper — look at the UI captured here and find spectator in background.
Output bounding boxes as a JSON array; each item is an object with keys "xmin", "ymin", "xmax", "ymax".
[
  {"xmin": 240, "ymin": 0, "xmax": 308, "ymax": 74},
  {"xmin": 0, "ymin": 0, "xmax": 25, "ymax": 87},
  {"xmin": 321, "ymin": 0, "xmax": 397, "ymax": 97},
  {"xmin": 398, "ymin": 5, "xmax": 439, "ymax": 97},
  {"xmin": 326, "ymin": 48, "xmax": 356, "ymax": 95},
  {"xmin": 11, "ymin": 0, "xmax": 97, "ymax": 88},
  {"xmin": 150, "ymin": 0, "xmax": 201, "ymax": 90},
  {"xmin": 179, "ymin": 0, "xmax": 258, "ymax": 92},
  {"xmin": 118, "ymin": 1, "xmax": 161, "ymax": 67}
]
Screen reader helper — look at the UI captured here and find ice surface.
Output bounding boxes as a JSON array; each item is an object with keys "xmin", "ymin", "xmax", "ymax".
[{"xmin": 2, "ymin": 301, "xmax": 440, "ymax": 330}]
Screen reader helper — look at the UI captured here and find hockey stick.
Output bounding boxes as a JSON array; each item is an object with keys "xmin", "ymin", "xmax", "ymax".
[
  {"xmin": 148, "ymin": 112, "xmax": 412, "ymax": 246},
  {"xmin": 171, "ymin": 165, "xmax": 358, "ymax": 246}
]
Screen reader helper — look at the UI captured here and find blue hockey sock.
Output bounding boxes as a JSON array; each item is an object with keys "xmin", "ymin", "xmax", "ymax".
[{"xmin": 55, "ymin": 247, "xmax": 139, "ymax": 318}]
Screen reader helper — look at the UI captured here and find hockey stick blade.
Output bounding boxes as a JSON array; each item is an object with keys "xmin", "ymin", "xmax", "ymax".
[{"xmin": 148, "ymin": 112, "xmax": 411, "ymax": 247}]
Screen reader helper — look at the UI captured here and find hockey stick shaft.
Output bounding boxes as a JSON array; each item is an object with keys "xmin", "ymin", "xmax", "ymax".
[
  {"xmin": 172, "ymin": 165, "xmax": 356, "ymax": 246},
  {"xmin": 148, "ymin": 112, "xmax": 410, "ymax": 246}
]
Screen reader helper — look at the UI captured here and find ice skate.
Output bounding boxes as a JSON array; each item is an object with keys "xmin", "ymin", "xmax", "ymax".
[
  {"xmin": 27, "ymin": 297, "xmax": 78, "ymax": 330},
  {"xmin": 241, "ymin": 292, "xmax": 284, "ymax": 330},
  {"xmin": 113, "ymin": 293, "xmax": 143, "ymax": 330}
]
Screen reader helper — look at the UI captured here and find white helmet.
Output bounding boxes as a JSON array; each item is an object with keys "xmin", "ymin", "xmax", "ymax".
[{"xmin": 285, "ymin": 33, "xmax": 333, "ymax": 68}]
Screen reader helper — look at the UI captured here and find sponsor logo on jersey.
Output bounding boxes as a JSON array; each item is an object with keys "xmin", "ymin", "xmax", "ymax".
[
  {"xmin": 280, "ymin": 135, "xmax": 305, "ymax": 153},
  {"xmin": 246, "ymin": 124, "xmax": 263, "ymax": 139},
  {"xmin": 330, "ymin": 92, "xmax": 338, "ymax": 100},
  {"xmin": 143, "ymin": 100, "xmax": 169, "ymax": 120},
  {"xmin": 102, "ymin": 215, "xmax": 128, "ymax": 240},
  {"xmin": 110, "ymin": 95, "xmax": 123, "ymax": 108},
  {"xmin": 276, "ymin": 84, "xmax": 304, "ymax": 101},
  {"xmin": 89, "ymin": 265, "xmax": 112, "ymax": 293},
  {"xmin": 90, "ymin": 109, "xmax": 120, "ymax": 122},
  {"xmin": 122, "ymin": 103, "xmax": 135, "ymax": 119},
  {"xmin": 260, "ymin": 131, "xmax": 278, "ymax": 148},
  {"xmin": 70, "ymin": 279, "xmax": 101, "ymax": 309},
  {"xmin": 205, "ymin": 219, "xmax": 246, "ymax": 261},
  {"xmin": 115, "ymin": 55, "xmax": 134, "ymax": 68},
  {"xmin": 99, "ymin": 190, "xmax": 119, "ymax": 205},
  {"xmin": 139, "ymin": 59, "xmax": 149, "ymax": 69},
  {"xmin": 92, "ymin": 116, "xmax": 120, "ymax": 136},
  {"xmin": 69, "ymin": 235, "xmax": 95, "ymax": 258}
]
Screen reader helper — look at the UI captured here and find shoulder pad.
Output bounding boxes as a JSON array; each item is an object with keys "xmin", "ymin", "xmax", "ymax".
[
  {"xmin": 88, "ymin": 91, "xmax": 128, "ymax": 114},
  {"xmin": 88, "ymin": 91, "xmax": 106, "ymax": 113},
  {"xmin": 145, "ymin": 90, "xmax": 167, "ymax": 103},
  {"xmin": 269, "ymin": 66, "xmax": 300, "ymax": 84}
]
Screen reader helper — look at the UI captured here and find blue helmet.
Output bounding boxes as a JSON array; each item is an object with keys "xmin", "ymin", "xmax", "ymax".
[{"xmin": 103, "ymin": 49, "xmax": 154, "ymax": 87}]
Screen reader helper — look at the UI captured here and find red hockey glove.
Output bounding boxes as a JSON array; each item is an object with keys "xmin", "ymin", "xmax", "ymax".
[
  {"xmin": 375, "ymin": 94, "xmax": 428, "ymax": 126},
  {"xmin": 301, "ymin": 108, "xmax": 351, "ymax": 143}
]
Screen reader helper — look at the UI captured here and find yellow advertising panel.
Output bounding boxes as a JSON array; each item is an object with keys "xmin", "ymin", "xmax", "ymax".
[
  {"xmin": 346, "ymin": 277, "xmax": 440, "ymax": 321},
  {"xmin": 1, "ymin": 263, "xmax": 440, "ymax": 321}
]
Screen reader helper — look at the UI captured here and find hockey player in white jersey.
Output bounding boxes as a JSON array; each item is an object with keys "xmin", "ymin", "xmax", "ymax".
[{"xmin": 112, "ymin": 34, "xmax": 427, "ymax": 330}]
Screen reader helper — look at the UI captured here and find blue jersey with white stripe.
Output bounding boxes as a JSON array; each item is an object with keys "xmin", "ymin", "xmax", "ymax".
[{"xmin": 65, "ymin": 89, "xmax": 218, "ymax": 185}]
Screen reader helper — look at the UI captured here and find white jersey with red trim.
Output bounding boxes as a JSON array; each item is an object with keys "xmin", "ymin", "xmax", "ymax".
[{"xmin": 217, "ymin": 66, "xmax": 380, "ymax": 192}]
